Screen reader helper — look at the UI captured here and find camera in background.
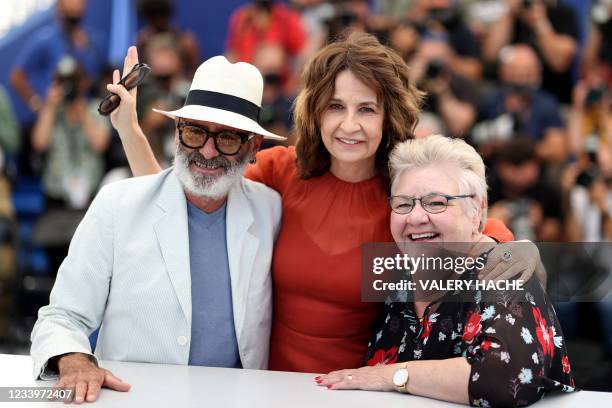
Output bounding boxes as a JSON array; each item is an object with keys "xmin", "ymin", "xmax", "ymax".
[{"xmin": 54, "ymin": 56, "xmax": 84, "ymax": 102}]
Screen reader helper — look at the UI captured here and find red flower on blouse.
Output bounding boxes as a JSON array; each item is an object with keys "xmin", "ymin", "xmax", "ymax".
[
  {"xmin": 421, "ymin": 315, "xmax": 433, "ymax": 340},
  {"xmin": 532, "ymin": 306, "xmax": 555, "ymax": 357},
  {"xmin": 366, "ymin": 347, "xmax": 398, "ymax": 366},
  {"xmin": 562, "ymin": 355, "xmax": 571, "ymax": 374},
  {"xmin": 462, "ymin": 311, "xmax": 482, "ymax": 343}
]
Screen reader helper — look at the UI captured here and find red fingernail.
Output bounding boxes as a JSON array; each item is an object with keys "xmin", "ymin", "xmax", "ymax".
[
  {"xmin": 327, "ymin": 385, "xmax": 332, "ymax": 389},
  {"xmin": 314, "ymin": 376, "xmax": 320, "ymax": 381},
  {"xmin": 315, "ymin": 379, "xmax": 322, "ymax": 384}
]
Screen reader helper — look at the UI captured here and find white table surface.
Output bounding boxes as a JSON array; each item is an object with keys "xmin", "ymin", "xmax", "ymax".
[{"xmin": 1, "ymin": 354, "xmax": 610, "ymax": 407}]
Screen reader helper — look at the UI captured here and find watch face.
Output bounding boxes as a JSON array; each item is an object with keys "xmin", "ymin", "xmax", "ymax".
[{"xmin": 393, "ymin": 368, "xmax": 409, "ymax": 386}]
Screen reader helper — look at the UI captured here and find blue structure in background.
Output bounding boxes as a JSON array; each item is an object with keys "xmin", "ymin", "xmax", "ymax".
[
  {"xmin": 0, "ymin": 0, "xmax": 250, "ymax": 126},
  {"xmin": 108, "ymin": 0, "xmax": 138, "ymax": 68}
]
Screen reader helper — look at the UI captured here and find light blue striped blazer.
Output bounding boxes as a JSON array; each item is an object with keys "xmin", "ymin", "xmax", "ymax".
[{"xmin": 31, "ymin": 168, "xmax": 281, "ymax": 378}]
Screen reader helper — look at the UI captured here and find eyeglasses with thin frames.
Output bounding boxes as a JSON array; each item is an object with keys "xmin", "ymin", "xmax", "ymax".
[
  {"xmin": 389, "ymin": 193, "xmax": 475, "ymax": 215},
  {"xmin": 177, "ymin": 121, "xmax": 254, "ymax": 156}
]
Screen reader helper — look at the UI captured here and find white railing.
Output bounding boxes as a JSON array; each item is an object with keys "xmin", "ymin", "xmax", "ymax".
[{"xmin": 0, "ymin": 0, "xmax": 56, "ymax": 38}]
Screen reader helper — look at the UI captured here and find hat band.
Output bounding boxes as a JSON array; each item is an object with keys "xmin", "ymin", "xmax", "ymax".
[{"xmin": 184, "ymin": 90, "xmax": 261, "ymax": 123}]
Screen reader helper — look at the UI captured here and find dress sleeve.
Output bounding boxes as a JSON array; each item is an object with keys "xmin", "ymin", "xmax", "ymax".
[
  {"xmin": 483, "ymin": 218, "xmax": 514, "ymax": 242},
  {"xmin": 464, "ymin": 278, "xmax": 576, "ymax": 407},
  {"xmin": 244, "ymin": 146, "xmax": 293, "ymax": 193}
]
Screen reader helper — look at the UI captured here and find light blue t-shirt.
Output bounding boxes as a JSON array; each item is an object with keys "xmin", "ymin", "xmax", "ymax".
[{"xmin": 187, "ymin": 201, "xmax": 241, "ymax": 368}]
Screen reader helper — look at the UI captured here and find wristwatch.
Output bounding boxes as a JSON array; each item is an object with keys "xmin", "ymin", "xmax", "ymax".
[{"xmin": 392, "ymin": 362, "xmax": 410, "ymax": 393}]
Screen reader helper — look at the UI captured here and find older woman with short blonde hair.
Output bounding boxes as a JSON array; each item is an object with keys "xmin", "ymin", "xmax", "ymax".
[
  {"xmin": 389, "ymin": 134, "xmax": 489, "ymax": 233},
  {"xmin": 318, "ymin": 135, "xmax": 576, "ymax": 407}
]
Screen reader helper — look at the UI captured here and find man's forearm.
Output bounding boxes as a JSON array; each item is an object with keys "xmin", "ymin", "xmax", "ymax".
[
  {"xmin": 483, "ymin": 13, "xmax": 513, "ymax": 62},
  {"xmin": 31, "ymin": 104, "xmax": 56, "ymax": 152},
  {"xmin": 534, "ymin": 23, "xmax": 576, "ymax": 73},
  {"xmin": 567, "ymin": 108, "xmax": 584, "ymax": 155},
  {"xmin": 10, "ymin": 69, "xmax": 41, "ymax": 112}
]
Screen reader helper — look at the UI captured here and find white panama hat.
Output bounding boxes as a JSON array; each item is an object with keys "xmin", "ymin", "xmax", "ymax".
[{"xmin": 153, "ymin": 56, "xmax": 286, "ymax": 141}]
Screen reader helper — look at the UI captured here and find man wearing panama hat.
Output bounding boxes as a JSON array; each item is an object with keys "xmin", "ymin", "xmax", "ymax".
[{"xmin": 30, "ymin": 47, "xmax": 284, "ymax": 403}]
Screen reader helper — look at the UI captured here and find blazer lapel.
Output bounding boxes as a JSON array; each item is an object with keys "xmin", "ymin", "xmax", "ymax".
[
  {"xmin": 153, "ymin": 171, "xmax": 192, "ymax": 328},
  {"xmin": 226, "ymin": 180, "xmax": 259, "ymax": 344}
]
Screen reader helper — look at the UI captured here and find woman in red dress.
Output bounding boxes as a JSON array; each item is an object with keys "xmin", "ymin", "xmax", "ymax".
[
  {"xmin": 244, "ymin": 33, "xmax": 521, "ymax": 373},
  {"xmin": 108, "ymin": 33, "xmax": 536, "ymax": 374}
]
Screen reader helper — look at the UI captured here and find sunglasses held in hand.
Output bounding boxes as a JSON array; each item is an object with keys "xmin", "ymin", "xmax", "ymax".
[{"xmin": 98, "ymin": 63, "xmax": 151, "ymax": 116}]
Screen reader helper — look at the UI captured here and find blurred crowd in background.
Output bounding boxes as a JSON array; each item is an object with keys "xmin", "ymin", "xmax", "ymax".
[{"xmin": 0, "ymin": 0, "xmax": 610, "ymax": 389}]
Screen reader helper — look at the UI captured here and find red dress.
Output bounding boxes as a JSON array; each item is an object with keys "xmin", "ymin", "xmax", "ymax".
[{"xmin": 245, "ymin": 146, "xmax": 512, "ymax": 373}]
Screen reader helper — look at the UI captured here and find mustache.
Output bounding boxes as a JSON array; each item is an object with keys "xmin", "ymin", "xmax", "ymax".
[{"xmin": 187, "ymin": 150, "xmax": 231, "ymax": 170}]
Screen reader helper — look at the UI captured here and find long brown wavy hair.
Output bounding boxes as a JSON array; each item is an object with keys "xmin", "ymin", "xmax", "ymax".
[{"xmin": 294, "ymin": 31, "xmax": 424, "ymax": 180}]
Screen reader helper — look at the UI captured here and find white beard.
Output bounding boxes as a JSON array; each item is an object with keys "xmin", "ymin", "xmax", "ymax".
[{"xmin": 173, "ymin": 145, "xmax": 250, "ymax": 200}]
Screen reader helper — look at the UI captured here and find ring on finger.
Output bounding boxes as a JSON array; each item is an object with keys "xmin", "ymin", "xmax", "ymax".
[{"xmin": 502, "ymin": 251, "xmax": 512, "ymax": 263}]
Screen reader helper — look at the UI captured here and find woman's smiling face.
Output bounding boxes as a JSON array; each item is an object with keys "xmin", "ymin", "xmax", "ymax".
[
  {"xmin": 320, "ymin": 70, "xmax": 384, "ymax": 178},
  {"xmin": 390, "ymin": 165, "xmax": 480, "ymax": 244}
]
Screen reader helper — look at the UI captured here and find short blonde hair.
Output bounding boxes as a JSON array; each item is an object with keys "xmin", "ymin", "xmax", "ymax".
[{"xmin": 389, "ymin": 135, "xmax": 488, "ymax": 231}]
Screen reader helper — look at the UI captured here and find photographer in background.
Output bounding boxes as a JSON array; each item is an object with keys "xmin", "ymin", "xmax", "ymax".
[
  {"xmin": 226, "ymin": 0, "xmax": 307, "ymax": 95},
  {"xmin": 564, "ymin": 0, "xmax": 612, "ymax": 243},
  {"xmin": 388, "ymin": 18, "xmax": 421, "ymax": 61},
  {"xmin": 568, "ymin": 71, "xmax": 611, "ymax": 159},
  {"xmin": 32, "ymin": 56, "xmax": 110, "ymax": 210},
  {"xmin": 482, "ymin": 0, "xmax": 578, "ymax": 104},
  {"xmin": 565, "ymin": 139, "xmax": 612, "ymax": 242},
  {"xmin": 414, "ymin": 49, "xmax": 479, "ymax": 138},
  {"xmin": 136, "ymin": 34, "xmax": 189, "ymax": 168},
  {"xmin": 565, "ymin": 70, "xmax": 612, "ymax": 242},
  {"xmin": 31, "ymin": 56, "xmax": 110, "ymax": 276},
  {"xmin": 387, "ymin": 17, "xmax": 479, "ymax": 138},
  {"xmin": 136, "ymin": 0, "xmax": 200, "ymax": 77},
  {"xmin": 9, "ymin": 0, "xmax": 104, "ymax": 117},
  {"xmin": 474, "ymin": 44, "xmax": 567, "ymax": 163},
  {"xmin": 226, "ymin": 0, "xmax": 306, "ymax": 64},
  {"xmin": 488, "ymin": 137, "xmax": 563, "ymax": 241},
  {"xmin": 252, "ymin": 44, "xmax": 294, "ymax": 145},
  {"xmin": 581, "ymin": 0, "xmax": 612, "ymax": 81},
  {"xmin": 405, "ymin": 0, "xmax": 483, "ymax": 80}
]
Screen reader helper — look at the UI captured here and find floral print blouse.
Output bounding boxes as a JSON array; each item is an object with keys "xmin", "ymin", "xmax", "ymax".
[{"xmin": 365, "ymin": 262, "xmax": 576, "ymax": 407}]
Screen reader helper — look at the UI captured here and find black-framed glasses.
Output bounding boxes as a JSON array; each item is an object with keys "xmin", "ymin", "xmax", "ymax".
[
  {"xmin": 389, "ymin": 193, "xmax": 475, "ymax": 215},
  {"xmin": 98, "ymin": 63, "xmax": 151, "ymax": 116},
  {"xmin": 177, "ymin": 122, "xmax": 254, "ymax": 155}
]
